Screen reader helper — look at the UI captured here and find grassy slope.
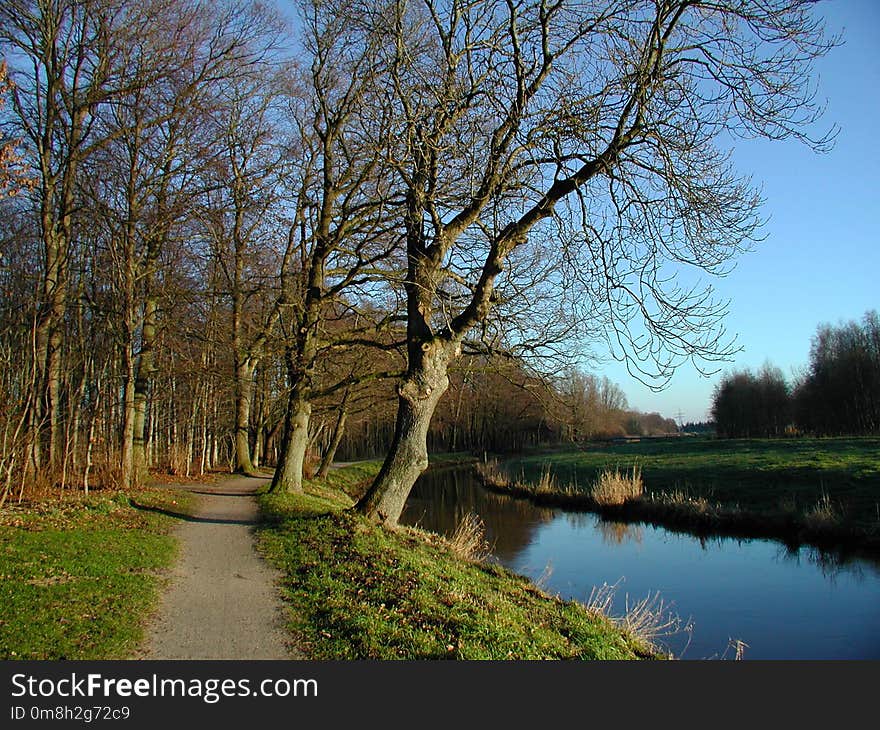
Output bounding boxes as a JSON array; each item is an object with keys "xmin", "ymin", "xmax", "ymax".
[
  {"xmin": 0, "ymin": 486, "xmax": 192, "ymax": 659},
  {"xmin": 257, "ymin": 463, "xmax": 657, "ymax": 660},
  {"xmin": 504, "ymin": 437, "xmax": 880, "ymax": 529}
]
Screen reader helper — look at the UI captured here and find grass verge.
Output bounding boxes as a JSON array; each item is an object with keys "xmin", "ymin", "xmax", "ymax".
[
  {"xmin": 256, "ymin": 464, "xmax": 661, "ymax": 660},
  {"xmin": 476, "ymin": 450, "xmax": 880, "ymax": 553},
  {"xmin": 0, "ymin": 485, "xmax": 193, "ymax": 659},
  {"xmin": 503, "ymin": 437, "xmax": 880, "ymax": 525}
]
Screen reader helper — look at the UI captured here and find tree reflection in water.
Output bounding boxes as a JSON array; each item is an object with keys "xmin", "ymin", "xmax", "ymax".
[{"xmin": 402, "ymin": 465, "xmax": 555, "ymax": 563}]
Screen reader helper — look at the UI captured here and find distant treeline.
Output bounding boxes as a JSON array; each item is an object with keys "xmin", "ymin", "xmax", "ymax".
[
  {"xmin": 681, "ymin": 422, "xmax": 714, "ymax": 435},
  {"xmin": 336, "ymin": 363, "xmax": 679, "ymax": 459},
  {"xmin": 711, "ymin": 311, "xmax": 880, "ymax": 437}
]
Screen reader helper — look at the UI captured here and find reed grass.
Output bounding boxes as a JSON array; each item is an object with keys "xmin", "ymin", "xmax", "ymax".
[
  {"xmin": 585, "ymin": 581, "xmax": 690, "ymax": 657},
  {"xmin": 803, "ymin": 492, "xmax": 838, "ymax": 531},
  {"xmin": 590, "ymin": 467, "xmax": 643, "ymax": 506},
  {"xmin": 446, "ymin": 512, "xmax": 491, "ymax": 563}
]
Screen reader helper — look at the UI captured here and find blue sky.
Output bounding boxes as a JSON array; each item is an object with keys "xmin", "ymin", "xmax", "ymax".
[{"xmin": 601, "ymin": 0, "xmax": 880, "ymax": 424}]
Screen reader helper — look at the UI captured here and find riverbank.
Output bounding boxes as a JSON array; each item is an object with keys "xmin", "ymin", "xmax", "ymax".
[
  {"xmin": 475, "ymin": 438, "xmax": 880, "ymax": 554},
  {"xmin": 256, "ymin": 463, "xmax": 663, "ymax": 659},
  {"xmin": 0, "ymin": 485, "xmax": 193, "ymax": 659}
]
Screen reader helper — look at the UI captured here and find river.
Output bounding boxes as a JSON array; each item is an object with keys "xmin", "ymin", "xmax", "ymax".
[{"xmin": 400, "ymin": 465, "xmax": 880, "ymax": 659}]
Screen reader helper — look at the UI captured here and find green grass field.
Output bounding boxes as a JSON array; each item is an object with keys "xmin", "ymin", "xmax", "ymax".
[
  {"xmin": 502, "ymin": 437, "xmax": 880, "ymax": 530},
  {"xmin": 0, "ymin": 487, "xmax": 191, "ymax": 659}
]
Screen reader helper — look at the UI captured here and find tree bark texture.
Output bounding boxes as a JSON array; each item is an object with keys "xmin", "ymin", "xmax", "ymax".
[
  {"xmin": 356, "ymin": 344, "xmax": 450, "ymax": 526},
  {"xmin": 271, "ymin": 389, "xmax": 311, "ymax": 494},
  {"xmin": 317, "ymin": 406, "xmax": 348, "ymax": 478},
  {"xmin": 234, "ymin": 360, "xmax": 257, "ymax": 474}
]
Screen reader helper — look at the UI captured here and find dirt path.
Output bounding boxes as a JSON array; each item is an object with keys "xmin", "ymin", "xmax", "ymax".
[{"xmin": 141, "ymin": 475, "xmax": 300, "ymax": 660}]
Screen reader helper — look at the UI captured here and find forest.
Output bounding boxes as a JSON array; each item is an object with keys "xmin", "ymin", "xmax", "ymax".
[{"xmin": 0, "ymin": 0, "xmax": 834, "ymax": 526}]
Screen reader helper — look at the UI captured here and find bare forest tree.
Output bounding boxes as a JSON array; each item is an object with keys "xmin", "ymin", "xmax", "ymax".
[
  {"xmin": 0, "ymin": 0, "xmax": 837, "ymax": 520},
  {"xmin": 794, "ymin": 311, "xmax": 880, "ymax": 435},
  {"xmin": 711, "ymin": 364, "xmax": 791, "ymax": 438},
  {"xmin": 557, "ymin": 369, "xmax": 628, "ymax": 440},
  {"xmin": 201, "ymin": 68, "xmax": 290, "ymax": 475},
  {"xmin": 84, "ymin": 3, "xmax": 283, "ymax": 485},
  {"xmin": 2, "ymin": 0, "xmax": 151, "ymax": 474},
  {"xmin": 267, "ymin": 0, "xmax": 404, "ymax": 494},
  {"xmin": 355, "ymin": 0, "xmax": 836, "ymax": 525},
  {"xmin": 711, "ymin": 311, "xmax": 880, "ymax": 438},
  {"xmin": 1, "ymin": 0, "xmax": 284, "ymax": 489}
]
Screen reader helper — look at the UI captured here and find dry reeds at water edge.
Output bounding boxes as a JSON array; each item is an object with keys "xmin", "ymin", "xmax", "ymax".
[
  {"xmin": 473, "ymin": 458, "xmax": 878, "ymax": 552},
  {"xmin": 473, "ymin": 459, "xmax": 571, "ymax": 499},
  {"xmin": 585, "ymin": 581, "xmax": 695, "ymax": 658},
  {"xmin": 474, "ymin": 460, "xmax": 646, "ymax": 507},
  {"xmin": 589, "ymin": 467, "xmax": 643, "ymax": 507},
  {"xmin": 803, "ymin": 492, "xmax": 838, "ymax": 531},
  {"xmin": 447, "ymin": 512, "xmax": 492, "ymax": 563},
  {"xmin": 535, "ymin": 463, "xmax": 558, "ymax": 492}
]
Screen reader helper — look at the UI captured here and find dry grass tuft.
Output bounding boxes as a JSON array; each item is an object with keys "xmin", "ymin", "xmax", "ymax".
[
  {"xmin": 620, "ymin": 591, "xmax": 690, "ymax": 646},
  {"xmin": 655, "ymin": 489, "xmax": 712, "ymax": 514},
  {"xmin": 726, "ymin": 638, "xmax": 749, "ymax": 660},
  {"xmin": 535, "ymin": 463, "xmax": 558, "ymax": 493},
  {"xmin": 585, "ymin": 581, "xmax": 616, "ymax": 616},
  {"xmin": 534, "ymin": 561, "xmax": 554, "ymax": 590},
  {"xmin": 474, "ymin": 459, "xmax": 508, "ymax": 487},
  {"xmin": 447, "ymin": 512, "xmax": 491, "ymax": 563},
  {"xmin": 590, "ymin": 467, "xmax": 643, "ymax": 506},
  {"xmin": 586, "ymin": 581, "xmax": 691, "ymax": 656},
  {"xmin": 803, "ymin": 492, "xmax": 838, "ymax": 530}
]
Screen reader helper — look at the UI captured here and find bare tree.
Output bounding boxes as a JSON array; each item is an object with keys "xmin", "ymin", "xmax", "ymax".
[
  {"xmin": 201, "ymin": 67, "xmax": 289, "ymax": 475},
  {"xmin": 356, "ymin": 0, "xmax": 836, "ymax": 525},
  {"xmin": 76, "ymin": 0, "xmax": 282, "ymax": 485},
  {"xmin": 2, "ymin": 0, "xmax": 132, "ymax": 471},
  {"xmin": 794, "ymin": 311, "xmax": 880, "ymax": 435},
  {"xmin": 267, "ymin": 0, "xmax": 402, "ymax": 493},
  {"xmin": 0, "ymin": 60, "xmax": 34, "ymax": 198}
]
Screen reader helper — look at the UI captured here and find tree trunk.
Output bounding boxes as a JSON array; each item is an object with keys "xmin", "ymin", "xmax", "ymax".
[
  {"xmin": 265, "ymin": 416, "xmax": 283, "ymax": 463},
  {"xmin": 234, "ymin": 359, "xmax": 257, "ymax": 474},
  {"xmin": 317, "ymin": 393, "xmax": 349, "ymax": 478},
  {"xmin": 83, "ymin": 370, "xmax": 102, "ymax": 495},
  {"xmin": 34, "ymin": 216, "xmax": 68, "ymax": 471},
  {"xmin": 307, "ymin": 421, "xmax": 324, "ymax": 463},
  {"xmin": 132, "ymin": 292, "xmax": 158, "ymax": 483},
  {"xmin": 147, "ymin": 396, "xmax": 157, "ymax": 467},
  {"xmin": 45, "ymin": 325, "xmax": 64, "ymax": 469},
  {"xmin": 185, "ymin": 393, "xmax": 197, "ymax": 478},
  {"xmin": 356, "ymin": 346, "xmax": 450, "ymax": 526},
  {"xmin": 270, "ymin": 390, "xmax": 311, "ymax": 493},
  {"xmin": 317, "ymin": 411, "xmax": 347, "ymax": 478},
  {"xmin": 121, "ymin": 348, "xmax": 136, "ymax": 486},
  {"xmin": 254, "ymin": 429, "xmax": 264, "ymax": 468},
  {"xmin": 199, "ymin": 378, "xmax": 209, "ymax": 475}
]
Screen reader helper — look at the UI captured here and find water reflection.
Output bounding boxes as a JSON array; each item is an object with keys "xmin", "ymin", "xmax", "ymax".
[
  {"xmin": 773, "ymin": 542, "xmax": 880, "ymax": 583},
  {"xmin": 402, "ymin": 466, "xmax": 556, "ymax": 564},
  {"xmin": 402, "ymin": 465, "xmax": 880, "ymax": 659},
  {"xmin": 596, "ymin": 518, "xmax": 643, "ymax": 546}
]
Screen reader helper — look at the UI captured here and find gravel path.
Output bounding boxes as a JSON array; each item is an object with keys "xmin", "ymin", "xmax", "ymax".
[{"xmin": 141, "ymin": 475, "xmax": 299, "ymax": 660}]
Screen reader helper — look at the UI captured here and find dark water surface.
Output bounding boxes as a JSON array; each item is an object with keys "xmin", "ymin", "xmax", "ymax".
[{"xmin": 400, "ymin": 466, "xmax": 880, "ymax": 659}]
